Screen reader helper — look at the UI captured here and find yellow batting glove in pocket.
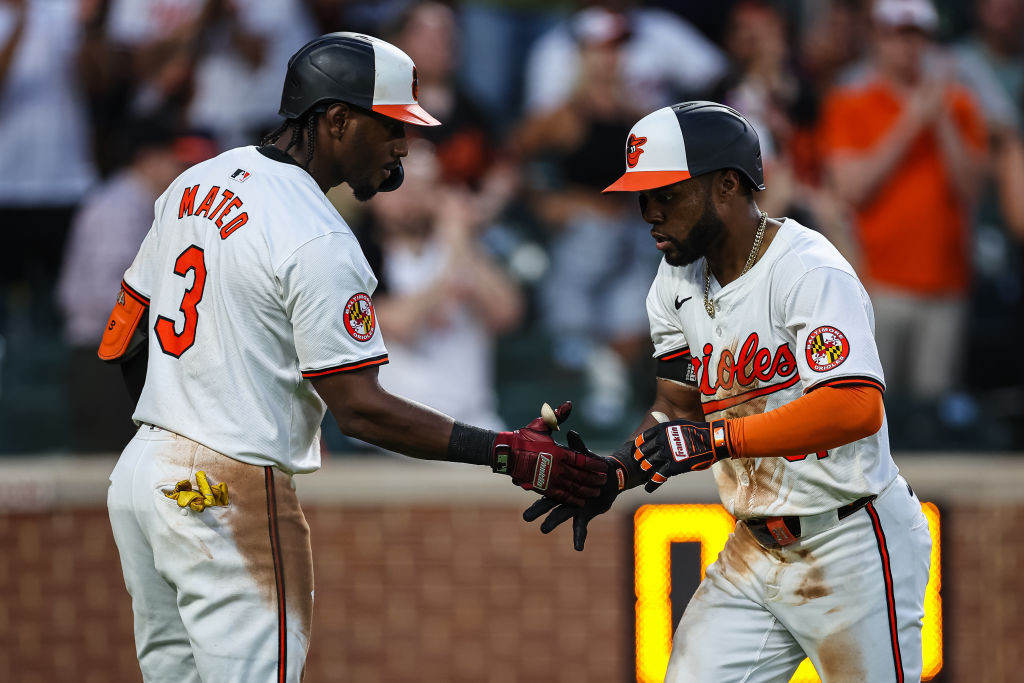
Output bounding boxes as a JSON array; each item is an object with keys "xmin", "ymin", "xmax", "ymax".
[{"xmin": 165, "ymin": 471, "xmax": 229, "ymax": 512}]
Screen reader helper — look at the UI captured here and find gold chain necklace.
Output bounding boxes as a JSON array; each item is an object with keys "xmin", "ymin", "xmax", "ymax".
[{"xmin": 703, "ymin": 211, "xmax": 768, "ymax": 318}]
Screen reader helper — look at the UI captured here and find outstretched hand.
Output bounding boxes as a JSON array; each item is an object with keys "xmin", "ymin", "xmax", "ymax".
[
  {"xmin": 493, "ymin": 402, "xmax": 608, "ymax": 507},
  {"xmin": 523, "ymin": 430, "xmax": 626, "ymax": 551}
]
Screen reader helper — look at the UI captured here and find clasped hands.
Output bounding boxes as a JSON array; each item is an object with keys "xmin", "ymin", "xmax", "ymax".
[
  {"xmin": 523, "ymin": 414, "xmax": 732, "ymax": 550},
  {"xmin": 493, "ymin": 401, "xmax": 609, "ymax": 507}
]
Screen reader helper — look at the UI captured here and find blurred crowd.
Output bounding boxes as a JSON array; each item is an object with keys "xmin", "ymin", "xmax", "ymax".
[{"xmin": 1, "ymin": 0, "xmax": 1023, "ymax": 453}]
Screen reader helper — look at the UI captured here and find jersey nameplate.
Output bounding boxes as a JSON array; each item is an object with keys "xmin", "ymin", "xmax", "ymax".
[{"xmin": 178, "ymin": 184, "xmax": 248, "ymax": 239}]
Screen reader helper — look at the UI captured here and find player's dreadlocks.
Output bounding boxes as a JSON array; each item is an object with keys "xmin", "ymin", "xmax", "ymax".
[{"xmin": 260, "ymin": 110, "xmax": 319, "ymax": 170}]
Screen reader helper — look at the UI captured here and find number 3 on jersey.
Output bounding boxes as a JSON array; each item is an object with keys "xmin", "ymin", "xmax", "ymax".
[{"xmin": 155, "ymin": 245, "xmax": 206, "ymax": 358}]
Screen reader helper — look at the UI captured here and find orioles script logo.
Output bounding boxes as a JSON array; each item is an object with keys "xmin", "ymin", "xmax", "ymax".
[
  {"xmin": 626, "ymin": 134, "xmax": 647, "ymax": 168},
  {"xmin": 691, "ymin": 333, "xmax": 798, "ymax": 401}
]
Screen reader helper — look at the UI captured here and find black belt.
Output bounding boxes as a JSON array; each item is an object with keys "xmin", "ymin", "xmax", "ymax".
[{"xmin": 745, "ymin": 495, "xmax": 877, "ymax": 548}]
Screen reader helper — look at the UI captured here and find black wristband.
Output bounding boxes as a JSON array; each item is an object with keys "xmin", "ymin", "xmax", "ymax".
[{"xmin": 447, "ymin": 422, "xmax": 498, "ymax": 467}]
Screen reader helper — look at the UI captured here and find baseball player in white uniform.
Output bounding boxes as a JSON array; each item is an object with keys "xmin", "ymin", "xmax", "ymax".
[
  {"xmin": 525, "ymin": 102, "xmax": 931, "ymax": 681},
  {"xmin": 99, "ymin": 33, "xmax": 607, "ymax": 683}
]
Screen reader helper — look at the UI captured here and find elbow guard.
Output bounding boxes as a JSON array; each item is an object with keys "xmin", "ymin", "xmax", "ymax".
[{"xmin": 98, "ymin": 284, "xmax": 149, "ymax": 364}]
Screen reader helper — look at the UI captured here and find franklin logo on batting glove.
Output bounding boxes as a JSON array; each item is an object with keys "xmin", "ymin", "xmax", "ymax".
[
  {"xmin": 667, "ymin": 425, "xmax": 689, "ymax": 461},
  {"xmin": 635, "ymin": 418, "xmax": 733, "ymax": 492},
  {"xmin": 534, "ymin": 452, "xmax": 553, "ymax": 490}
]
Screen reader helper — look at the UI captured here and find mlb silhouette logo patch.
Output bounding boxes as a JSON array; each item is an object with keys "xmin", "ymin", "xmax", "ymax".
[
  {"xmin": 230, "ymin": 168, "xmax": 251, "ymax": 183},
  {"xmin": 805, "ymin": 326, "xmax": 850, "ymax": 372}
]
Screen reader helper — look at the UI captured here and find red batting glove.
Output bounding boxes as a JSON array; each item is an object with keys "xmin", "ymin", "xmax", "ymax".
[
  {"xmin": 523, "ymin": 430, "xmax": 626, "ymax": 551},
  {"xmin": 493, "ymin": 401, "xmax": 608, "ymax": 507}
]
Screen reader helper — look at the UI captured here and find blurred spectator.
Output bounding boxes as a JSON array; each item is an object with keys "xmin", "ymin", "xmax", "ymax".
[
  {"xmin": 715, "ymin": 1, "xmax": 795, "ymax": 163},
  {"xmin": 995, "ymin": 129, "xmax": 1024, "ymax": 240},
  {"xmin": 951, "ymin": 0, "xmax": 1024, "ymax": 421},
  {"xmin": 515, "ymin": 12, "xmax": 658, "ymax": 426},
  {"xmin": 104, "ymin": 0, "xmax": 315, "ymax": 148},
  {"xmin": 799, "ymin": 0, "xmax": 871, "ymax": 92},
  {"xmin": 187, "ymin": 0, "xmax": 316, "ymax": 148},
  {"xmin": 56, "ymin": 118, "xmax": 215, "ymax": 451},
  {"xmin": 0, "ymin": 0, "xmax": 100, "ymax": 338},
  {"xmin": 650, "ymin": 0, "xmax": 741, "ymax": 45},
  {"xmin": 952, "ymin": 0, "xmax": 1023, "ymax": 130},
  {"xmin": 818, "ymin": 0, "xmax": 987, "ymax": 437},
  {"xmin": 457, "ymin": 0, "xmax": 573, "ymax": 132},
  {"xmin": 715, "ymin": 3, "xmax": 803, "ymax": 208},
  {"xmin": 387, "ymin": 0, "xmax": 502, "ymax": 187},
  {"xmin": 307, "ymin": 0, "xmax": 411, "ymax": 36},
  {"xmin": 103, "ymin": 0, "xmax": 208, "ymax": 121},
  {"xmin": 951, "ymin": 0, "xmax": 1024, "ymax": 241},
  {"xmin": 368, "ymin": 141, "xmax": 524, "ymax": 431},
  {"xmin": 523, "ymin": 3, "xmax": 727, "ymax": 117},
  {"xmin": 713, "ymin": 1, "xmax": 860, "ymax": 263}
]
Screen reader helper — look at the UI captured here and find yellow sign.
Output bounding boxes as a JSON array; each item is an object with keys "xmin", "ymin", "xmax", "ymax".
[{"xmin": 634, "ymin": 503, "xmax": 942, "ymax": 682}]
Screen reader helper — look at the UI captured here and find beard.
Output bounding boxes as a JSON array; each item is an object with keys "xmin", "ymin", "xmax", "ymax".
[
  {"xmin": 663, "ymin": 194, "xmax": 727, "ymax": 267},
  {"xmin": 351, "ymin": 180, "xmax": 379, "ymax": 202}
]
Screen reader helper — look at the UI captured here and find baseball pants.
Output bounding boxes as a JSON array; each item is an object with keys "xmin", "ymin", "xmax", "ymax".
[
  {"xmin": 665, "ymin": 476, "xmax": 931, "ymax": 682},
  {"xmin": 108, "ymin": 425, "xmax": 313, "ymax": 683}
]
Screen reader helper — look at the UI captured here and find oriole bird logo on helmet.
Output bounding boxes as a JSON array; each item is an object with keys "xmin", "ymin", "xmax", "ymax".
[{"xmin": 626, "ymin": 134, "xmax": 647, "ymax": 168}]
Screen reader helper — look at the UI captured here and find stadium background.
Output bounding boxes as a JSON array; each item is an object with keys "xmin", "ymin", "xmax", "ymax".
[{"xmin": 2, "ymin": 0, "xmax": 1023, "ymax": 680}]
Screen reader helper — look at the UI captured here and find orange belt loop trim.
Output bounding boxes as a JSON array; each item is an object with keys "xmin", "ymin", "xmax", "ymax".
[{"xmin": 765, "ymin": 518, "xmax": 799, "ymax": 546}]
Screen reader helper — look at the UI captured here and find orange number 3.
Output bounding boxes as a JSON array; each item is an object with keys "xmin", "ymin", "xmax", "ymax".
[{"xmin": 155, "ymin": 245, "xmax": 206, "ymax": 358}]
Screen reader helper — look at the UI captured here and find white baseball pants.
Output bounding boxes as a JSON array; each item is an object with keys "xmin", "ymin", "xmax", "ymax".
[
  {"xmin": 665, "ymin": 476, "xmax": 931, "ymax": 682},
  {"xmin": 108, "ymin": 425, "xmax": 313, "ymax": 682}
]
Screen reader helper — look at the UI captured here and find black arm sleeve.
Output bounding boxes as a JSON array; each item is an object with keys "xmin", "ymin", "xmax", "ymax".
[
  {"xmin": 116, "ymin": 308, "xmax": 149, "ymax": 406},
  {"xmin": 120, "ymin": 342, "xmax": 148, "ymax": 406}
]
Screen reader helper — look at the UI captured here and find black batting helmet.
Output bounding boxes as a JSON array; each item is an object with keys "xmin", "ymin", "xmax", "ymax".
[
  {"xmin": 280, "ymin": 32, "xmax": 440, "ymax": 126},
  {"xmin": 603, "ymin": 101, "xmax": 764, "ymax": 193}
]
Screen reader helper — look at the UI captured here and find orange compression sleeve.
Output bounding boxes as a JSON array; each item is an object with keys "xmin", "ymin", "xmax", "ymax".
[{"xmin": 725, "ymin": 385, "xmax": 884, "ymax": 459}]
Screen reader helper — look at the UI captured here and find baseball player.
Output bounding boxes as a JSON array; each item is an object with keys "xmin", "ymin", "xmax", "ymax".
[
  {"xmin": 99, "ymin": 33, "xmax": 606, "ymax": 683},
  {"xmin": 526, "ymin": 102, "xmax": 932, "ymax": 681}
]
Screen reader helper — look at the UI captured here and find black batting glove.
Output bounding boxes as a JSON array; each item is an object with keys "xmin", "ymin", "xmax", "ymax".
[
  {"xmin": 523, "ymin": 431, "xmax": 650, "ymax": 551},
  {"xmin": 634, "ymin": 418, "xmax": 733, "ymax": 492}
]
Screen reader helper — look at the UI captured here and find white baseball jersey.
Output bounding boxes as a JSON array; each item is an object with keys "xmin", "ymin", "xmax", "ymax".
[
  {"xmin": 647, "ymin": 218, "xmax": 899, "ymax": 518},
  {"xmin": 123, "ymin": 146, "xmax": 388, "ymax": 473}
]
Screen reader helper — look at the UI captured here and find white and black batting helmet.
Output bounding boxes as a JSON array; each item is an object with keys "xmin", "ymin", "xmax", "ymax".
[
  {"xmin": 279, "ymin": 32, "xmax": 440, "ymax": 127},
  {"xmin": 603, "ymin": 101, "xmax": 764, "ymax": 193}
]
